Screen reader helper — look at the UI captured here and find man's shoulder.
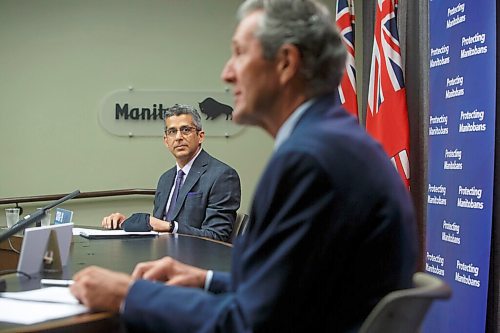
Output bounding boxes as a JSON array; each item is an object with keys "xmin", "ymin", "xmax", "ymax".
[
  {"xmin": 157, "ymin": 166, "xmax": 176, "ymax": 182},
  {"xmin": 274, "ymin": 104, "xmax": 394, "ymax": 181},
  {"xmin": 201, "ymin": 150, "xmax": 239, "ymax": 175},
  {"xmin": 280, "ymin": 111, "xmax": 368, "ymax": 158}
]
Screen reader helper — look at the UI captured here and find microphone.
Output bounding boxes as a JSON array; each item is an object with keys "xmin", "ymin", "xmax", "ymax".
[{"xmin": 0, "ymin": 189, "xmax": 80, "ymax": 243}]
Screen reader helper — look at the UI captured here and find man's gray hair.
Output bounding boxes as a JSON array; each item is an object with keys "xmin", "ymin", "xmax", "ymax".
[
  {"xmin": 237, "ymin": 0, "xmax": 346, "ymax": 96},
  {"xmin": 163, "ymin": 103, "xmax": 203, "ymax": 131}
]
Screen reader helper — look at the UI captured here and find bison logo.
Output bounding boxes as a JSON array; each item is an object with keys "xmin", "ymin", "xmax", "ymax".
[{"xmin": 199, "ymin": 97, "xmax": 233, "ymax": 120}]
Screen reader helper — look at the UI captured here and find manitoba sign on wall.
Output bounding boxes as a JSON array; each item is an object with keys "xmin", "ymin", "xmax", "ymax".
[{"xmin": 99, "ymin": 89, "xmax": 244, "ymax": 137}]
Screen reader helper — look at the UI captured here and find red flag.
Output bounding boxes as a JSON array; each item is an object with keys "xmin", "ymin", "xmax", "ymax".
[
  {"xmin": 366, "ymin": 0, "xmax": 410, "ymax": 187},
  {"xmin": 335, "ymin": 0, "xmax": 358, "ymax": 118}
]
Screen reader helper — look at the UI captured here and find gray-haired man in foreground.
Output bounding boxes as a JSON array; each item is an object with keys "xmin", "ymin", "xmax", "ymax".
[{"xmin": 72, "ymin": 1, "xmax": 417, "ymax": 331}]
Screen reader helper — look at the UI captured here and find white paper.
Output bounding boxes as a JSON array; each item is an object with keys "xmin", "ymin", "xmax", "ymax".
[
  {"xmin": 73, "ymin": 227, "xmax": 87, "ymax": 236},
  {"xmin": 1, "ymin": 287, "xmax": 79, "ymax": 304},
  {"xmin": 0, "ymin": 288, "xmax": 87, "ymax": 324},
  {"xmin": 0, "ymin": 299, "xmax": 86, "ymax": 324},
  {"xmin": 73, "ymin": 227, "xmax": 160, "ymax": 237}
]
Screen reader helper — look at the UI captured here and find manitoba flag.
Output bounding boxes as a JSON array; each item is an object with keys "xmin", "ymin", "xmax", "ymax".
[
  {"xmin": 335, "ymin": 0, "xmax": 358, "ymax": 118},
  {"xmin": 366, "ymin": 0, "xmax": 410, "ymax": 188}
]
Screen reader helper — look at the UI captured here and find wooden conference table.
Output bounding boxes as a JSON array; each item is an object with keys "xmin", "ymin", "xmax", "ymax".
[{"xmin": 0, "ymin": 232, "xmax": 233, "ymax": 332}]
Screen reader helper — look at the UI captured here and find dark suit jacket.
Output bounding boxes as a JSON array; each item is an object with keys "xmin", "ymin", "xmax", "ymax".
[
  {"xmin": 153, "ymin": 149, "xmax": 241, "ymax": 241},
  {"xmin": 124, "ymin": 95, "xmax": 418, "ymax": 332}
]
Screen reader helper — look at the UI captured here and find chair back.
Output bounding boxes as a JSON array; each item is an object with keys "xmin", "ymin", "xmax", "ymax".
[
  {"xmin": 228, "ymin": 213, "xmax": 249, "ymax": 244},
  {"xmin": 359, "ymin": 272, "xmax": 452, "ymax": 333}
]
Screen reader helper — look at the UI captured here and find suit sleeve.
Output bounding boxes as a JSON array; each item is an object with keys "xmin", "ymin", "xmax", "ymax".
[
  {"xmin": 208, "ymin": 271, "xmax": 230, "ymax": 294},
  {"xmin": 152, "ymin": 170, "xmax": 173, "ymax": 219},
  {"xmin": 123, "ymin": 151, "xmax": 334, "ymax": 332},
  {"xmin": 176, "ymin": 167, "xmax": 241, "ymax": 241}
]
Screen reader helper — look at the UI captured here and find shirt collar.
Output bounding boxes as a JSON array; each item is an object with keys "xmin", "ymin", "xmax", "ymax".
[
  {"xmin": 176, "ymin": 147, "xmax": 202, "ymax": 176},
  {"xmin": 274, "ymin": 99, "xmax": 315, "ymax": 150}
]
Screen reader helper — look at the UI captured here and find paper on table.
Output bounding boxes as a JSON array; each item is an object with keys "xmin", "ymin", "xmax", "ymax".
[
  {"xmin": 73, "ymin": 227, "xmax": 160, "ymax": 238},
  {"xmin": 1, "ymin": 287, "xmax": 79, "ymax": 304},
  {"xmin": 0, "ymin": 299, "xmax": 86, "ymax": 324},
  {"xmin": 0, "ymin": 288, "xmax": 87, "ymax": 324}
]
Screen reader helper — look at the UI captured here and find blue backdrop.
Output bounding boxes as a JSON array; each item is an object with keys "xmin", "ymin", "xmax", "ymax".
[{"xmin": 425, "ymin": 0, "xmax": 496, "ymax": 332}]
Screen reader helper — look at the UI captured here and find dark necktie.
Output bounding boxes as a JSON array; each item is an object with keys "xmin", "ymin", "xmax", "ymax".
[{"xmin": 165, "ymin": 169, "xmax": 185, "ymax": 221}]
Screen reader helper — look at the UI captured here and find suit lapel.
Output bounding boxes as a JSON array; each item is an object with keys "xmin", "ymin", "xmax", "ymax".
[
  {"xmin": 171, "ymin": 149, "xmax": 209, "ymax": 219},
  {"xmin": 156, "ymin": 168, "xmax": 176, "ymax": 219}
]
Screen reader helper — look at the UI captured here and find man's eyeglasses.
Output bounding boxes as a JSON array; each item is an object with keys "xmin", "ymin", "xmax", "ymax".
[{"xmin": 165, "ymin": 126, "xmax": 199, "ymax": 137}]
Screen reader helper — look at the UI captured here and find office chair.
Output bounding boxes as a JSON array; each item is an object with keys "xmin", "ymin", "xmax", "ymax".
[
  {"xmin": 358, "ymin": 272, "xmax": 452, "ymax": 333},
  {"xmin": 228, "ymin": 213, "xmax": 249, "ymax": 244}
]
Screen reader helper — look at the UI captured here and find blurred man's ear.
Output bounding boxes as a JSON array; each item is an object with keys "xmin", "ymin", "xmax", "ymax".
[{"xmin": 276, "ymin": 44, "xmax": 301, "ymax": 84}]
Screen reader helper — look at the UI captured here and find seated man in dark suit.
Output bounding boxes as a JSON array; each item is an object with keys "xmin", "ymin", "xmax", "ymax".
[
  {"xmin": 101, "ymin": 104, "xmax": 241, "ymax": 242},
  {"xmin": 71, "ymin": 0, "xmax": 418, "ymax": 331}
]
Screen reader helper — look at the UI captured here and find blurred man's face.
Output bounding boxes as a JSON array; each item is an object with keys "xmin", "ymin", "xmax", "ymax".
[{"xmin": 221, "ymin": 10, "xmax": 280, "ymax": 127}]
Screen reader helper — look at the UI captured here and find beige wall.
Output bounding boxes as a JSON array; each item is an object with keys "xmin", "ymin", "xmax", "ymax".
[
  {"xmin": 0, "ymin": 0, "xmax": 358, "ymax": 228},
  {"xmin": 0, "ymin": 0, "xmax": 276, "ymax": 227}
]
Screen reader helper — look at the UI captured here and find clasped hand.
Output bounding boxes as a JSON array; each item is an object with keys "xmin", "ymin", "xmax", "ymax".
[
  {"xmin": 101, "ymin": 212, "xmax": 126, "ymax": 230},
  {"xmin": 70, "ymin": 257, "xmax": 207, "ymax": 312},
  {"xmin": 101, "ymin": 213, "xmax": 172, "ymax": 232}
]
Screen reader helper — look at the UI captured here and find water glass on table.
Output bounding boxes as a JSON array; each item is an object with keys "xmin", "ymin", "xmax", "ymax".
[
  {"xmin": 5, "ymin": 207, "xmax": 20, "ymax": 229},
  {"xmin": 37, "ymin": 208, "xmax": 52, "ymax": 227}
]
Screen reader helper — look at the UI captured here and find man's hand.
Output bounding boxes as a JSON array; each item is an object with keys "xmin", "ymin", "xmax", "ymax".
[
  {"xmin": 149, "ymin": 216, "xmax": 172, "ymax": 232},
  {"xmin": 70, "ymin": 266, "xmax": 133, "ymax": 312},
  {"xmin": 132, "ymin": 257, "xmax": 207, "ymax": 288},
  {"xmin": 101, "ymin": 213, "xmax": 126, "ymax": 229}
]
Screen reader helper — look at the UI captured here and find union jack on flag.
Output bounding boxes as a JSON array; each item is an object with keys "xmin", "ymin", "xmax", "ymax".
[
  {"xmin": 335, "ymin": 0, "xmax": 358, "ymax": 118},
  {"xmin": 366, "ymin": 0, "xmax": 410, "ymax": 188}
]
